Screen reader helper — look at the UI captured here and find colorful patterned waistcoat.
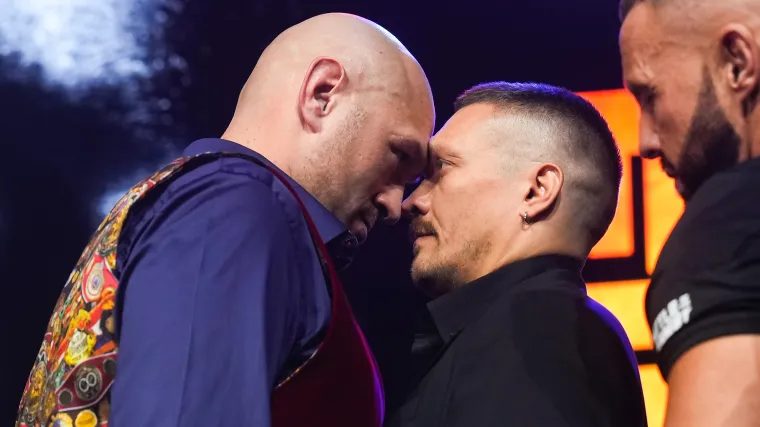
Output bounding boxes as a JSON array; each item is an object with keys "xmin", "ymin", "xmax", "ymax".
[{"xmin": 16, "ymin": 152, "xmax": 384, "ymax": 427}]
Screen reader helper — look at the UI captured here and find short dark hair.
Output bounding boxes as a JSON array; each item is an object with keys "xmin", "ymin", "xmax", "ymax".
[{"xmin": 454, "ymin": 81, "xmax": 623, "ymax": 249}]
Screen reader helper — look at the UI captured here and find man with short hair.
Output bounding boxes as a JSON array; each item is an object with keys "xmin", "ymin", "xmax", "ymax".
[
  {"xmin": 619, "ymin": 1, "xmax": 760, "ymax": 426},
  {"xmin": 16, "ymin": 13, "xmax": 434, "ymax": 427},
  {"xmin": 386, "ymin": 82, "xmax": 647, "ymax": 427}
]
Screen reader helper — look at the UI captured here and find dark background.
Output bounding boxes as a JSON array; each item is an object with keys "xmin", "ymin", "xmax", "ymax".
[{"xmin": 1, "ymin": 0, "xmax": 631, "ymax": 423}]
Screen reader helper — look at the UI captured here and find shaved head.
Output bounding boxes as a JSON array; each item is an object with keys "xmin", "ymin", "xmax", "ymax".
[
  {"xmin": 620, "ymin": 0, "xmax": 760, "ymax": 200},
  {"xmin": 621, "ymin": 0, "xmax": 760, "ymax": 26},
  {"xmin": 222, "ymin": 13, "xmax": 435, "ymax": 242},
  {"xmin": 239, "ymin": 14, "xmax": 423, "ymax": 113}
]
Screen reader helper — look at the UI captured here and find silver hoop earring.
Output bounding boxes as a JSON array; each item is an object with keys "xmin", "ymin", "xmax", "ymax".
[{"xmin": 522, "ymin": 211, "xmax": 529, "ymax": 224}]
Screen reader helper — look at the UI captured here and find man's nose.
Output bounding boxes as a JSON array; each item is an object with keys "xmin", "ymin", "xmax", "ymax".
[
  {"xmin": 639, "ymin": 115, "xmax": 661, "ymax": 159},
  {"xmin": 402, "ymin": 181, "xmax": 432, "ymax": 220},
  {"xmin": 376, "ymin": 186, "xmax": 404, "ymax": 225}
]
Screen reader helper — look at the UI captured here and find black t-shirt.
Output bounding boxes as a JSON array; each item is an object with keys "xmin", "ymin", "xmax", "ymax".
[{"xmin": 646, "ymin": 157, "xmax": 760, "ymax": 380}]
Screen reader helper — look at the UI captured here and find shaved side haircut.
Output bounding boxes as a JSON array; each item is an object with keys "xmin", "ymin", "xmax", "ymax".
[{"xmin": 454, "ymin": 81, "xmax": 623, "ymax": 248}]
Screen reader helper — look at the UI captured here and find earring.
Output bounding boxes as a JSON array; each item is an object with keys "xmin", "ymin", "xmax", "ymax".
[{"xmin": 522, "ymin": 211, "xmax": 529, "ymax": 224}]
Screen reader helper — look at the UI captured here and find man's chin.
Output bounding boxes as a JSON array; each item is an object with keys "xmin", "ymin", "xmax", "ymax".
[
  {"xmin": 410, "ymin": 259, "xmax": 430, "ymax": 288},
  {"xmin": 674, "ymin": 178, "xmax": 697, "ymax": 202},
  {"xmin": 675, "ymin": 178, "xmax": 686, "ymax": 197},
  {"xmin": 411, "ymin": 260, "xmax": 460, "ymax": 298}
]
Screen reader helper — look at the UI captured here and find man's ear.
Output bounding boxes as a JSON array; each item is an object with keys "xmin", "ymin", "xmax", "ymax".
[
  {"xmin": 720, "ymin": 24, "xmax": 759, "ymax": 115},
  {"xmin": 298, "ymin": 57, "xmax": 347, "ymax": 132},
  {"xmin": 521, "ymin": 163, "xmax": 563, "ymax": 223}
]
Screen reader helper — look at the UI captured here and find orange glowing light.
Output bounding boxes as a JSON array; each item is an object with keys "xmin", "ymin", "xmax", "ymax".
[
  {"xmin": 579, "ymin": 90, "xmax": 684, "ymax": 267},
  {"xmin": 575, "ymin": 89, "xmax": 686, "ymax": 427},
  {"xmin": 586, "ymin": 279, "xmax": 651, "ymax": 350},
  {"xmin": 640, "ymin": 364, "xmax": 669, "ymax": 427},
  {"xmin": 580, "ymin": 90, "xmax": 639, "ymax": 260}
]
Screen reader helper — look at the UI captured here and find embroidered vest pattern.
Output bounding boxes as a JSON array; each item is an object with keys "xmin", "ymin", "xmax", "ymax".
[
  {"xmin": 17, "ymin": 152, "xmax": 384, "ymax": 427},
  {"xmin": 16, "ymin": 156, "xmax": 190, "ymax": 427}
]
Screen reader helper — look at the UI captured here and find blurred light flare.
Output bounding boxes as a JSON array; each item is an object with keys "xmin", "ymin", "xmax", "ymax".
[
  {"xmin": 0, "ymin": 0, "xmax": 187, "ymax": 219},
  {"xmin": 1, "ymin": 0, "xmax": 164, "ymax": 88}
]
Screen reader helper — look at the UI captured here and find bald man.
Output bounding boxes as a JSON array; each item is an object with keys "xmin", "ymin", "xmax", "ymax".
[
  {"xmin": 388, "ymin": 82, "xmax": 646, "ymax": 427},
  {"xmin": 16, "ymin": 13, "xmax": 434, "ymax": 427},
  {"xmin": 620, "ymin": 1, "xmax": 760, "ymax": 426}
]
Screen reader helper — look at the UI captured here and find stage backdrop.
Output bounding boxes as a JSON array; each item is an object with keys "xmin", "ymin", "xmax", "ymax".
[{"xmin": 579, "ymin": 89, "xmax": 683, "ymax": 427}]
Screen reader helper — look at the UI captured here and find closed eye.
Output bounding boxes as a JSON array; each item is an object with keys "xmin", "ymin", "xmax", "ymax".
[
  {"xmin": 628, "ymin": 82, "xmax": 657, "ymax": 111},
  {"xmin": 392, "ymin": 146, "xmax": 410, "ymax": 163}
]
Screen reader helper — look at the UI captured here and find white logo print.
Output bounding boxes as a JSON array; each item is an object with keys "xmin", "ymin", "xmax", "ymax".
[{"xmin": 652, "ymin": 293, "xmax": 692, "ymax": 351}]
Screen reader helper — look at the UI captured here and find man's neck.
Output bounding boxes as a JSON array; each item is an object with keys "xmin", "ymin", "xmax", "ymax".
[
  {"xmin": 743, "ymin": 108, "xmax": 760, "ymax": 161},
  {"xmin": 472, "ymin": 233, "xmax": 586, "ymax": 284},
  {"xmin": 220, "ymin": 127, "xmax": 297, "ymax": 178}
]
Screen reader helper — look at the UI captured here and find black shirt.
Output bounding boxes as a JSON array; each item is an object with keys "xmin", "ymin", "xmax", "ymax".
[
  {"xmin": 386, "ymin": 255, "xmax": 648, "ymax": 427},
  {"xmin": 646, "ymin": 157, "xmax": 760, "ymax": 380}
]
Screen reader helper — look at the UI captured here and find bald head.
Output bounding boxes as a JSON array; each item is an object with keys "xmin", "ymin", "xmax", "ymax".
[
  {"xmin": 238, "ymin": 14, "xmax": 425, "ymax": 111},
  {"xmin": 620, "ymin": 0, "xmax": 760, "ymax": 200},
  {"xmin": 222, "ymin": 13, "xmax": 435, "ymax": 243},
  {"xmin": 621, "ymin": 0, "xmax": 760, "ymax": 35}
]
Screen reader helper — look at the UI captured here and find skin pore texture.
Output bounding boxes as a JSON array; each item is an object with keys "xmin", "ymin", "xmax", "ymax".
[
  {"xmin": 620, "ymin": 0, "xmax": 760, "ymax": 200},
  {"xmin": 620, "ymin": 2, "xmax": 760, "ymax": 427},
  {"xmin": 403, "ymin": 103, "xmax": 605, "ymax": 297},
  {"xmin": 222, "ymin": 13, "xmax": 435, "ymax": 243}
]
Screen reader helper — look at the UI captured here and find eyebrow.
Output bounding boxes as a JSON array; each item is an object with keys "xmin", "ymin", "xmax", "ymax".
[
  {"xmin": 430, "ymin": 138, "xmax": 460, "ymax": 161},
  {"xmin": 416, "ymin": 140, "xmax": 446, "ymax": 182}
]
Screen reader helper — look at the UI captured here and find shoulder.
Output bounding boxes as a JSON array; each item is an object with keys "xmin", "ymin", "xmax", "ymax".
[
  {"xmin": 504, "ymin": 290, "xmax": 635, "ymax": 357},
  {"xmin": 451, "ymin": 290, "xmax": 645, "ymax": 426},
  {"xmin": 471, "ymin": 288, "xmax": 640, "ymax": 394},
  {"xmin": 647, "ymin": 159, "xmax": 760, "ymax": 378},
  {"xmin": 117, "ymin": 155, "xmax": 307, "ymax": 264},
  {"xmin": 459, "ymin": 287, "xmax": 634, "ymax": 367},
  {"xmin": 649, "ymin": 158, "xmax": 760, "ymax": 318},
  {"xmin": 661, "ymin": 160, "xmax": 760, "ymax": 263}
]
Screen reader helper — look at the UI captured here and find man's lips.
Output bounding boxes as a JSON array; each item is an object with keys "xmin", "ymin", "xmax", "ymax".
[
  {"xmin": 409, "ymin": 218, "xmax": 436, "ymax": 243},
  {"xmin": 409, "ymin": 231, "xmax": 434, "ymax": 244}
]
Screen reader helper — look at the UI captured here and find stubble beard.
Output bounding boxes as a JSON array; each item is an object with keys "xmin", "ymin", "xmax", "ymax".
[
  {"xmin": 410, "ymin": 238, "xmax": 489, "ymax": 298},
  {"xmin": 676, "ymin": 68, "xmax": 742, "ymax": 201},
  {"xmin": 298, "ymin": 108, "xmax": 365, "ymax": 224}
]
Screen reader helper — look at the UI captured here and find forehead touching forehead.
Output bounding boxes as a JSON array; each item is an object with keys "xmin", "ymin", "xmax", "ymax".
[
  {"xmin": 366, "ymin": 52, "xmax": 435, "ymax": 148},
  {"xmin": 434, "ymin": 97, "xmax": 562, "ymax": 166},
  {"xmin": 436, "ymin": 103, "xmax": 493, "ymax": 141},
  {"xmin": 429, "ymin": 103, "xmax": 512, "ymax": 167}
]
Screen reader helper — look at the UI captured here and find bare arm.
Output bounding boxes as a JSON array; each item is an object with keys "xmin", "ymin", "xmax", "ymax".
[{"xmin": 664, "ymin": 335, "xmax": 760, "ymax": 427}]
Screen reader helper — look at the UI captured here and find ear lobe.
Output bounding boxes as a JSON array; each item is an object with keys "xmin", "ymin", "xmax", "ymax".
[
  {"xmin": 721, "ymin": 26, "xmax": 758, "ymax": 103},
  {"xmin": 298, "ymin": 57, "xmax": 347, "ymax": 132},
  {"xmin": 522, "ymin": 163, "xmax": 562, "ymax": 222}
]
